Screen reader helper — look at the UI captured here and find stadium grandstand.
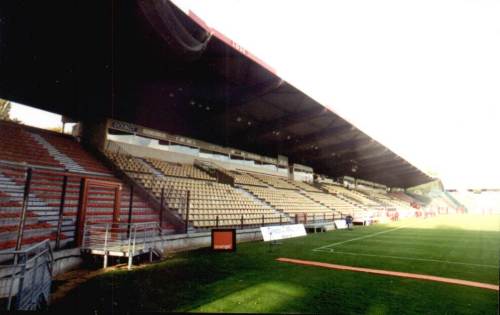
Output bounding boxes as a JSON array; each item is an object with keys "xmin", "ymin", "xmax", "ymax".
[{"xmin": 0, "ymin": 0, "xmax": 499, "ymax": 313}]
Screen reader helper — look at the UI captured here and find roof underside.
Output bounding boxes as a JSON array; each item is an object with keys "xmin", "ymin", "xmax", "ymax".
[{"xmin": 0, "ymin": 0, "xmax": 433, "ymax": 188}]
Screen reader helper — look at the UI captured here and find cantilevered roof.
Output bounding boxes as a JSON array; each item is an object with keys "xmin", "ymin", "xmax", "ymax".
[{"xmin": 0, "ymin": 0, "xmax": 433, "ymax": 188}]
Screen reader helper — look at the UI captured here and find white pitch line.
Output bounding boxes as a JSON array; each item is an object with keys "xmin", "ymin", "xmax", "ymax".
[
  {"xmin": 313, "ymin": 224, "xmax": 413, "ymax": 251},
  {"xmin": 313, "ymin": 249, "xmax": 499, "ymax": 269}
]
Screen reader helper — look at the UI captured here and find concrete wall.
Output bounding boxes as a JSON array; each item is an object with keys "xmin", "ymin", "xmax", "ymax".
[
  {"xmin": 47, "ymin": 229, "xmax": 264, "ymax": 275},
  {"xmin": 110, "ymin": 140, "xmax": 290, "ymax": 178},
  {"xmin": 52, "ymin": 248, "xmax": 84, "ymax": 276},
  {"xmin": 81, "ymin": 119, "xmax": 108, "ymax": 151},
  {"xmin": 108, "ymin": 141, "xmax": 196, "ymax": 164},
  {"xmin": 0, "ymin": 228, "xmax": 264, "ymax": 298}
]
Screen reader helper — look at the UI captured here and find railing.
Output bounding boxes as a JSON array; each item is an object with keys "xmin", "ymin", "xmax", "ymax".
[
  {"xmin": 100, "ymin": 144, "xmax": 187, "ymax": 232},
  {"xmin": 0, "ymin": 239, "xmax": 53, "ymax": 311},
  {"xmin": 155, "ymin": 185, "xmax": 190, "ymax": 232},
  {"xmin": 191, "ymin": 213, "xmax": 292, "ymax": 230},
  {"xmin": 194, "ymin": 160, "xmax": 235, "ymax": 186},
  {"xmin": 0, "ymin": 160, "xmax": 162, "ymax": 252},
  {"xmin": 193, "ymin": 160, "xmax": 217, "ymax": 177},
  {"xmin": 0, "ymin": 159, "xmax": 113, "ymax": 179},
  {"xmin": 189, "ymin": 211, "xmax": 345, "ymax": 231},
  {"xmin": 81, "ymin": 222, "xmax": 161, "ymax": 270},
  {"xmin": 105, "ymin": 140, "xmax": 129, "ymax": 157},
  {"xmin": 293, "ymin": 212, "xmax": 343, "ymax": 225}
]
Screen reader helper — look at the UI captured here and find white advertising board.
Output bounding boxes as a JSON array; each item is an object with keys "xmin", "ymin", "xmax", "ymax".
[
  {"xmin": 260, "ymin": 224, "xmax": 306, "ymax": 242},
  {"xmin": 334, "ymin": 220, "xmax": 347, "ymax": 229}
]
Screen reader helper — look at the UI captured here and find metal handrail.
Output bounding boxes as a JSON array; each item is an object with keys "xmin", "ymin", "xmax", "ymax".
[
  {"xmin": 100, "ymin": 144, "xmax": 187, "ymax": 232},
  {"xmin": 189, "ymin": 211, "xmax": 345, "ymax": 228},
  {"xmin": 0, "ymin": 239, "xmax": 53, "ymax": 311},
  {"xmin": 0, "ymin": 159, "xmax": 113, "ymax": 178},
  {"xmin": 82, "ymin": 222, "xmax": 162, "ymax": 270}
]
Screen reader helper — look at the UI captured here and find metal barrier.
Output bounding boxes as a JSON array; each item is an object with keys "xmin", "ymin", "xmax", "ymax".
[
  {"xmin": 0, "ymin": 239, "xmax": 53, "ymax": 311},
  {"xmin": 159, "ymin": 186, "xmax": 190, "ymax": 232},
  {"xmin": 0, "ymin": 160, "xmax": 153, "ymax": 253},
  {"xmin": 0, "ymin": 161, "xmax": 121, "ymax": 251},
  {"xmin": 191, "ymin": 213, "xmax": 294, "ymax": 230},
  {"xmin": 81, "ymin": 222, "xmax": 162, "ymax": 270},
  {"xmin": 189, "ymin": 212, "xmax": 348, "ymax": 231}
]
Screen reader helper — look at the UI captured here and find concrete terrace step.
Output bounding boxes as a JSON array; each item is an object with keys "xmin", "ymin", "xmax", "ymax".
[
  {"xmin": 86, "ymin": 218, "xmax": 161, "ymax": 225},
  {"xmin": 0, "ymin": 174, "xmax": 120, "ymax": 185},
  {"xmin": 30, "ymin": 195, "xmax": 146, "ymax": 202},
  {"xmin": 0, "ymin": 210, "xmax": 37, "ymax": 217},
  {"xmin": 2, "ymin": 202, "xmax": 59, "ymax": 211},
  {"xmin": 0, "ymin": 208, "xmax": 49, "ymax": 216},
  {"xmin": 0, "ymin": 175, "xmax": 117, "ymax": 186},
  {"xmin": 0, "ymin": 187, "xmax": 143, "ymax": 195},
  {"xmin": 0, "ymin": 233, "xmax": 72, "ymax": 251},
  {"xmin": 0, "ymin": 217, "xmax": 40, "ymax": 226},
  {"xmin": 0, "ymin": 200, "xmax": 23, "ymax": 206},
  {"xmin": 1, "ymin": 194, "xmax": 153, "ymax": 206},
  {"xmin": 83, "ymin": 218, "xmax": 159, "ymax": 225},
  {"xmin": 0, "ymin": 188, "xmax": 25, "ymax": 195},
  {"xmin": 1, "ymin": 179, "xmax": 144, "ymax": 198},
  {"xmin": 0, "ymin": 229, "xmax": 55, "ymax": 241},
  {"xmin": 1, "ymin": 164, "xmax": 161, "ymax": 252},
  {"xmin": 62, "ymin": 209, "xmax": 158, "ymax": 216},
  {"xmin": 0, "ymin": 169, "xmax": 117, "ymax": 179},
  {"xmin": 29, "ymin": 132, "xmax": 87, "ymax": 173},
  {"xmin": 0, "ymin": 225, "xmax": 54, "ymax": 239}
]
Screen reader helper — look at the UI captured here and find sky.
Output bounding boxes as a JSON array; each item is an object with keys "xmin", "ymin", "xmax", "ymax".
[
  {"xmin": 171, "ymin": 0, "xmax": 500, "ymax": 190},
  {"xmin": 7, "ymin": 0, "xmax": 500, "ymax": 189},
  {"xmin": 9, "ymin": 102, "xmax": 74, "ymax": 133},
  {"xmin": 10, "ymin": 103, "xmax": 62, "ymax": 129}
]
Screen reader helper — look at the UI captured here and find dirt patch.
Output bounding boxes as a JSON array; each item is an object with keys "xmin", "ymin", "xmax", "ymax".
[
  {"xmin": 276, "ymin": 257, "xmax": 499, "ymax": 291},
  {"xmin": 50, "ymin": 268, "xmax": 104, "ymax": 304}
]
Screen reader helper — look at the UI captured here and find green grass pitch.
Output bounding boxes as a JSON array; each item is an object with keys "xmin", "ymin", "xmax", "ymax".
[{"xmin": 52, "ymin": 215, "xmax": 500, "ymax": 314}]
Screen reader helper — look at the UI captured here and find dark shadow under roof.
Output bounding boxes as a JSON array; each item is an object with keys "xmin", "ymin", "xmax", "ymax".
[{"xmin": 0, "ymin": 0, "xmax": 433, "ymax": 188}]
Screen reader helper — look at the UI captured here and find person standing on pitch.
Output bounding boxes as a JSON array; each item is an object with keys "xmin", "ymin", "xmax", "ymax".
[{"xmin": 346, "ymin": 214, "xmax": 354, "ymax": 230}]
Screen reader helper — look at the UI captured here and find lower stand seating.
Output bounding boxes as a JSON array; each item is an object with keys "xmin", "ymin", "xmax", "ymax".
[
  {"xmin": 302, "ymin": 191, "xmax": 359, "ymax": 215},
  {"xmin": 40, "ymin": 131, "xmax": 112, "ymax": 174},
  {"xmin": 321, "ymin": 183, "xmax": 379, "ymax": 206},
  {"xmin": 369, "ymin": 191, "xmax": 414, "ymax": 211},
  {"xmin": 130, "ymin": 173, "xmax": 283, "ymax": 228},
  {"xmin": 106, "ymin": 152, "xmax": 152, "ymax": 174},
  {"xmin": 146, "ymin": 158, "xmax": 215, "ymax": 181},
  {"xmin": 231, "ymin": 171, "xmax": 267, "ymax": 187},
  {"xmin": 0, "ymin": 122, "xmax": 63, "ymax": 168},
  {"xmin": 243, "ymin": 185, "xmax": 334, "ymax": 221},
  {"xmin": 245, "ymin": 172, "xmax": 298, "ymax": 190},
  {"xmin": 390, "ymin": 192, "xmax": 420, "ymax": 205},
  {"xmin": 286, "ymin": 179, "xmax": 322, "ymax": 192}
]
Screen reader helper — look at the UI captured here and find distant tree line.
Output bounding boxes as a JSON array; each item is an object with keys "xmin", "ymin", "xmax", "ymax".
[{"xmin": 0, "ymin": 98, "xmax": 20, "ymax": 123}]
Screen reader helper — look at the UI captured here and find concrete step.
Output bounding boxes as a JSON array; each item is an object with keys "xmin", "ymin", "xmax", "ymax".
[
  {"xmin": 29, "ymin": 132, "xmax": 86, "ymax": 173},
  {"xmin": 0, "ymin": 217, "xmax": 40, "ymax": 226}
]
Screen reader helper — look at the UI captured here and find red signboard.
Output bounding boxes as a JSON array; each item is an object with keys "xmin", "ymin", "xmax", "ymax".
[{"xmin": 211, "ymin": 229, "xmax": 236, "ymax": 251}]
